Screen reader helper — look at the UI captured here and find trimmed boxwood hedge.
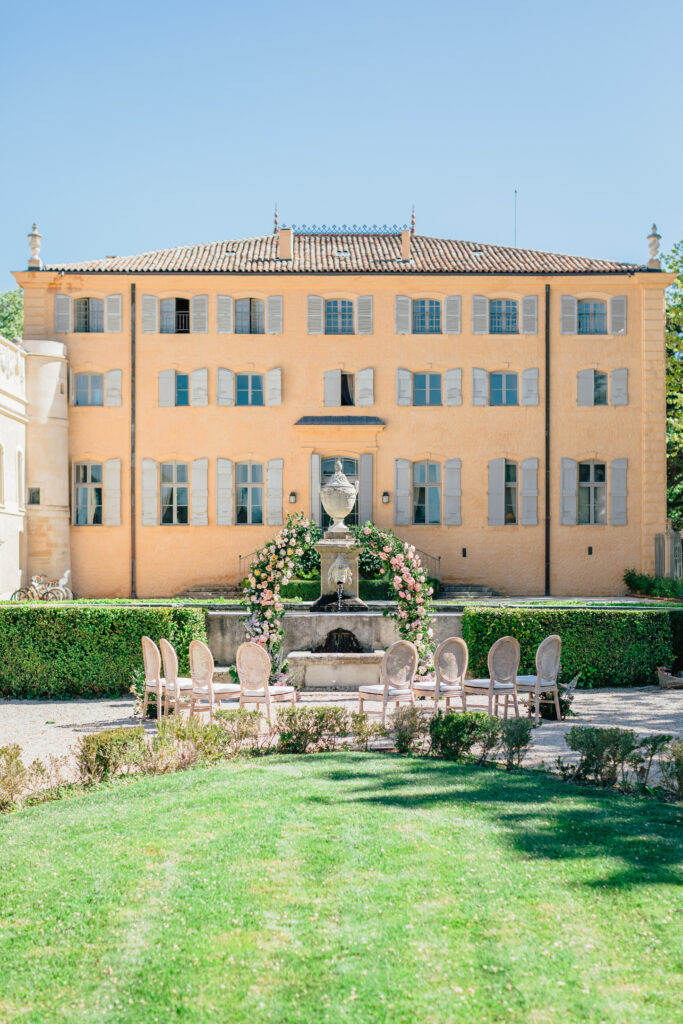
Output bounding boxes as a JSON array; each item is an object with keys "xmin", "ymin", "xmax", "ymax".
[
  {"xmin": 280, "ymin": 579, "xmax": 394, "ymax": 601},
  {"xmin": 462, "ymin": 607, "xmax": 683, "ymax": 687},
  {"xmin": 0, "ymin": 606, "xmax": 207, "ymax": 699}
]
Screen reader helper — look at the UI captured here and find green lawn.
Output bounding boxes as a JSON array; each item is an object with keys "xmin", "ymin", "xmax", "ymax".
[{"xmin": 1, "ymin": 755, "xmax": 681, "ymax": 1024}]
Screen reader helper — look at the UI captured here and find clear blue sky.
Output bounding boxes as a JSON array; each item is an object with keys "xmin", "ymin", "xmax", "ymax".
[{"xmin": 3, "ymin": 0, "xmax": 681, "ymax": 290}]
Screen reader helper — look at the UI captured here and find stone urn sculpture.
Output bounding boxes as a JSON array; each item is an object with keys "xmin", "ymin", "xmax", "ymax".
[
  {"xmin": 311, "ymin": 459, "xmax": 368, "ymax": 612},
  {"xmin": 320, "ymin": 460, "xmax": 358, "ymax": 534}
]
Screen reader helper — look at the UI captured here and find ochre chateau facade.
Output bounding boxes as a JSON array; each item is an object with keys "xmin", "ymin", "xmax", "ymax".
[{"xmin": 12, "ymin": 224, "xmax": 672, "ymax": 598}]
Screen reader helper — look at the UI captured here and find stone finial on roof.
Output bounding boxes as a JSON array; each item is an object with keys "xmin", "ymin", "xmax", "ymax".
[
  {"xmin": 28, "ymin": 222, "xmax": 42, "ymax": 269},
  {"xmin": 647, "ymin": 223, "xmax": 661, "ymax": 269},
  {"xmin": 411, "ymin": 205, "xmax": 416, "ymax": 235},
  {"xmin": 274, "ymin": 204, "xmax": 279, "ymax": 234}
]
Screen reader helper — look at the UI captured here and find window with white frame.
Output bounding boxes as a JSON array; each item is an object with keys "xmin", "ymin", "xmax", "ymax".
[
  {"xmin": 235, "ymin": 298, "xmax": 265, "ymax": 334},
  {"xmin": 412, "ymin": 299, "xmax": 441, "ymax": 334},
  {"xmin": 325, "ymin": 299, "xmax": 354, "ymax": 335},
  {"xmin": 490, "ymin": 299, "xmax": 519, "ymax": 334},
  {"xmin": 413, "ymin": 373, "xmax": 442, "ymax": 406},
  {"xmin": 160, "ymin": 298, "xmax": 190, "ymax": 334},
  {"xmin": 490, "ymin": 372, "xmax": 519, "ymax": 406},
  {"xmin": 413, "ymin": 461, "xmax": 441, "ymax": 524},
  {"xmin": 578, "ymin": 461, "xmax": 607, "ymax": 524},
  {"xmin": 74, "ymin": 462, "xmax": 103, "ymax": 525},
  {"xmin": 578, "ymin": 300, "xmax": 607, "ymax": 335},
  {"xmin": 160, "ymin": 461, "xmax": 189, "ymax": 525},
  {"xmin": 236, "ymin": 373, "xmax": 265, "ymax": 406},
  {"xmin": 174, "ymin": 372, "xmax": 190, "ymax": 407},
  {"xmin": 504, "ymin": 461, "xmax": 518, "ymax": 524},
  {"xmin": 236, "ymin": 462, "xmax": 264, "ymax": 524},
  {"xmin": 74, "ymin": 298, "xmax": 104, "ymax": 333},
  {"xmin": 75, "ymin": 373, "xmax": 104, "ymax": 407}
]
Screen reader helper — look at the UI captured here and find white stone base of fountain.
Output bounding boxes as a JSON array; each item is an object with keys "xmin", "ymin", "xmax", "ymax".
[{"xmin": 287, "ymin": 650, "xmax": 385, "ymax": 690}]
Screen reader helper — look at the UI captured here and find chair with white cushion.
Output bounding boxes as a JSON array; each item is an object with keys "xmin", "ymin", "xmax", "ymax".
[
  {"xmin": 464, "ymin": 635, "xmax": 520, "ymax": 718},
  {"xmin": 160, "ymin": 638, "xmax": 193, "ymax": 716},
  {"xmin": 141, "ymin": 636, "xmax": 165, "ymax": 720},
  {"xmin": 358, "ymin": 640, "xmax": 417, "ymax": 724},
  {"xmin": 236, "ymin": 642, "xmax": 296, "ymax": 725},
  {"xmin": 515, "ymin": 634, "xmax": 562, "ymax": 725},
  {"xmin": 189, "ymin": 639, "xmax": 240, "ymax": 720},
  {"xmin": 413, "ymin": 637, "xmax": 468, "ymax": 712}
]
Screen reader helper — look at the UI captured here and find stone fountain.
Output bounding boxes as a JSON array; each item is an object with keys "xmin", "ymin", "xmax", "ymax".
[{"xmin": 310, "ymin": 459, "xmax": 368, "ymax": 613}]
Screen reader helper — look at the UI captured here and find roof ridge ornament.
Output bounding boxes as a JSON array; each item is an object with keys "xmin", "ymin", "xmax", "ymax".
[
  {"xmin": 285, "ymin": 223, "xmax": 409, "ymax": 235},
  {"xmin": 28, "ymin": 223, "xmax": 42, "ymax": 269},
  {"xmin": 647, "ymin": 223, "xmax": 661, "ymax": 269}
]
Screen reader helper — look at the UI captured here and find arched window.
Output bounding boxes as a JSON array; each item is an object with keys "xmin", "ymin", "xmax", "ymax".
[
  {"xmin": 578, "ymin": 300, "xmax": 607, "ymax": 335},
  {"xmin": 160, "ymin": 462, "xmax": 189, "ymax": 524},
  {"xmin": 413, "ymin": 461, "xmax": 441, "ymax": 524},
  {"xmin": 74, "ymin": 298, "xmax": 104, "ymax": 333},
  {"xmin": 235, "ymin": 299, "xmax": 265, "ymax": 334},
  {"xmin": 235, "ymin": 462, "xmax": 264, "ymax": 524},
  {"xmin": 412, "ymin": 299, "xmax": 442, "ymax": 334},
  {"xmin": 490, "ymin": 299, "xmax": 518, "ymax": 334},
  {"xmin": 325, "ymin": 300, "xmax": 354, "ymax": 335}
]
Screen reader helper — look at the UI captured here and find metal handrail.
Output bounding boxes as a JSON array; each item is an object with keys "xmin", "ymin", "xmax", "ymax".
[
  {"xmin": 412, "ymin": 546, "xmax": 441, "ymax": 584},
  {"xmin": 238, "ymin": 549, "xmax": 259, "ymax": 584}
]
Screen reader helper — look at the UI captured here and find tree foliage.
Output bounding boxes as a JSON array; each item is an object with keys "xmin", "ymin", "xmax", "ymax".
[
  {"xmin": 0, "ymin": 290, "xmax": 23, "ymax": 341},
  {"xmin": 664, "ymin": 244, "xmax": 683, "ymax": 528}
]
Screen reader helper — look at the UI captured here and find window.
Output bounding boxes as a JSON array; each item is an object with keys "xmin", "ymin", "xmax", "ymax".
[
  {"xmin": 578, "ymin": 461, "xmax": 607, "ymax": 524},
  {"xmin": 578, "ymin": 300, "xmax": 607, "ymax": 335},
  {"xmin": 413, "ymin": 373, "xmax": 442, "ymax": 406},
  {"xmin": 74, "ymin": 298, "xmax": 104, "ymax": 333},
  {"xmin": 75, "ymin": 372, "xmax": 104, "ymax": 407},
  {"xmin": 321, "ymin": 457, "xmax": 358, "ymax": 528},
  {"xmin": 236, "ymin": 462, "xmax": 264, "ymax": 524},
  {"xmin": 325, "ymin": 300, "xmax": 354, "ymax": 335},
  {"xmin": 235, "ymin": 373, "xmax": 265, "ymax": 406},
  {"xmin": 412, "ymin": 299, "xmax": 441, "ymax": 334},
  {"xmin": 593, "ymin": 372, "xmax": 608, "ymax": 405},
  {"xmin": 160, "ymin": 298, "xmax": 190, "ymax": 334},
  {"xmin": 490, "ymin": 299, "xmax": 519, "ymax": 334},
  {"xmin": 235, "ymin": 298, "xmax": 265, "ymax": 334},
  {"xmin": 490, "ymin": 372, "xmax": 519, "ymax": 406},
  {"xmin": 341, "ymin": 373, "xmax": 354, "ymax": 406},
  {"xmin": 413, "ymin": 462, "xmax": 441, "ymax": 524},
  {"xmin": 175, "ymin": 373, "xmax": 190, "ymax": 407},
  {"xmin": 28, "ymin": 488, "xmax": 40, "ymax": 505},
  {"xmin": 74, "ymin": 462, "xmax": 102, "ymax": 525},
  {"xmin": 504, "ymin": 461, "xmax": 518, "ymax": 524},
  {"xmin": 160, "ymin": 462, "xmax": 189, "ymax": 525}
]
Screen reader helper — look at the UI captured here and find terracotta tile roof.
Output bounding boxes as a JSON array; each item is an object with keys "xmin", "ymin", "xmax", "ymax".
[{"xmin": 43, "ymin": 233, "xmax": 647, "ymax": 275}]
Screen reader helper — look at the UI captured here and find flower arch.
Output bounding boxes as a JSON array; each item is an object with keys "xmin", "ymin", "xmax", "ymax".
[{"xmin": 242, "ymin": 513, "xmax": 434, "ymax": 678}]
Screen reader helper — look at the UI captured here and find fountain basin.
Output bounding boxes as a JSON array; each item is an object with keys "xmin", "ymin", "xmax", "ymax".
[{"xmin": 287, "ymin": 650, "xmax": 385, "ymax": 690}]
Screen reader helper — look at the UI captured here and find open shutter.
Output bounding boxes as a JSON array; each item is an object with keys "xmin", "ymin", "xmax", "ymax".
[
  {"xmin": 266, "ymin": 367, "xmax": 282, "ymax": 406},
  {"xmin": 560, "ymin": 296, "xmax": 577, "ymax": 334},
  {"xmin": 359, "ymin": 453, "xmax": 373, "ymax": 524},
  {"xmin": 395, "ymin": 295, "xmax": 411, "ymax": 334},
  {"xmin": 610, "ymin": 458, "xmax": 627, "ymax": 525},
  {"xmin": 610, "ymin": 296, "xmax": 627, "ymax": 335},
  {"xmin": 310, "ymin": 454, "xmax": 321, "ymax": 526},
  {"xmin": 104, "ymin": 458, "xmax": 121, "ymax": 527},
  {"xmin": 105, "ymin": 369, "xmax": 122, "ymax": 407},
  {"xmin": 191, "ymin": 458, "xmax": 209, "ymax": 526},
  {"xmin": 266, "ymin": 295, "xmax": 283, "ymax": 334},
  {"xmin": 141, "ymin": 295, "xmax": 159, "ymax": 333},
  {"xmin": 472, "ymin": 296, "xmax": 489, "ymax": 334},
  {"xmin": 266, "ymin": 459, "xmax": 284, "ymax": 526},
  {"xmin": 307, "ymin": 295, "xmax": 324, "ymax": 334},
  {"xmin": 217, "ymin": 296, "xmax": 234, "ymax": 334},
  {"xmin": 396, "ymin": 368, "xmax": 413, "ymax": 406},
  {"xmin": 487, "ymin": 458, "xmax": 505, "ymax": 526},
  {"xmin": 472, "ymin": 368, "xmax": 489, "ymax": 406},
  {"xmin": 521, "ymin": 296, "xmax": 538, "ymax": 334},
  {"xmin": 158, "ymin": 369, "xmax": 175, "ymax": 408},
  {"xmin": 577, "ymin": 369, "xmax": 594, "ymax": 406},
  {"xmin": 610, "ymin": 368, "xmax": 628, "ymax": 406},
  {"xmin": 141, "ymin": 459, "xmax": 158, "ymax": 526},
  {"xmin": 54, "ymin": 295, "xmax": 72, "ymax": 333},
  {"xmin": 560, "ymin": 458, "xmax": 578, "ymax": 525},
  {"xmin": 520, "ymin": 458, "xmax": 539, "ymax": 526},
  {"xmin": 216, "ymin": 458, "xmax": 233, "ymax": 525},
  {"xmin": 394, "ymin": 458, "xmax": 411, "ymax": 526},
  {"xmin": 191, "ymin": 295, "xmax": 209, "ymax": 333},
  {"xmin": 324, "ymin": 369, "xmax": 341, "ymax": 407},
  {"xmin": 444, "ymin": 458, "xmax": 462, "ymax": 526},
  {"xmin": 191, "ymin": 368, "xmax": 209, "ymax": 406},
  {"xmin": 356, "ymin": 296, "xmax": 373, "ymax": 335},
  {"xmin": 356, "ymin": 368, "xmax": 374, "ymax": 407},
  {"xmin": 444, "ymin": 368, "xmax": 462, "ymax": 406},
  {"xmin": 216, "ymin": 368, "xmax": 234, "ymax": 406},
  {"xmin": 521, "ymin": 368, "xmax": 539, "ymax": 406},
  {"xmin": 444, "ymin": 296, "xmax": 461, "ymax": 334},
  {"xmin": 105, "ymin": 294, "xmax": 122, "ymax": 333}
]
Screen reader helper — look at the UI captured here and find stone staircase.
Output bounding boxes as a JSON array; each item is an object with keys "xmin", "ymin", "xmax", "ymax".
[
  {"xmin": 437, "ymin": 583, "xmax": 500, "ymax": 600},
  {"xmin": 176, "ymin": 584, "xmax": 243, "ymax": 601}
]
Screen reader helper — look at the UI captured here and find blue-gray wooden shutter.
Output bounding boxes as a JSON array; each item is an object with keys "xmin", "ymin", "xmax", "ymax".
[
  {"xmin": 54, "ymin": 294, "xmax": 72, "ymax": 333},
  {"xmin": 521, "ymin": 368, "xmax": 539, "ymax": 406},
  {"xmin": 307, "ymin": 296, "xmax": 324, "ymax": 334},
  {"xmin": 577, "ymin": 369, "xmax": 594, "ymax": 406},
  {"xmin": 105, "ymin": 294, "xmax": 122, "ymax": 333},
  {"xmin": 105, "ymin": 369, "xmax": 122, "ymax": 407},
  {"xmin": 217, "ymin": 296, "xmax": 234, "ymax": 333},
  {"xmin": 266, "ymin": 459, "xmax": 284, "ymax": 526},
  {"xmin": 359, "ymin": 453, "xmax": 373, "ymax": 524},
  {"xmin": 444, "ymin": 458, "xmax": 462, "ymax": 525},
  {"xmin": 191, "ymin": 458, "xmax": 209, "ymax": 526},
  {"xmin": 191, "ymin": 295, "xmax": 209, "ymax": 334},
  {"xmin": 610, "ymin": 368, "xmax": 628, "ymax": 406},
  {"xmin": 487, "ymin": 458, "xmax": 505, "ymax": 526},
  {"xmin": 472, "ymin": 368, "xmax": 489, "ymax": 406},
  {"xmin": 560, "ymin": 296, "xmax": 577, "ymax": 334},
  {"xmin": 560, "ymin": 458, "xmax": 578, "ymax": 525},
  {"xmin": 610, "ymin": 458, "xmax": 627, "ymax": 525},
  {"xmin": 444, "ymin": 368, "xmax": 462, "ymax": 406},
  {"xmin": 158, "ymin": 369, "xmax": 175, "ymax": 407},
  {"xmin": 521, "ymin": 296, "xmax": 538, "ymax": 334},
  {"xmin": 396, "ymin": 368, "xmax": 412, "ymax": 406},
  {"xmin": 520, "ymin": 458, "xmax": 538, "ymax": 526},
  {"xmin": 141, "ymin": 458, "xmax": 158, "ymax": 526},
  {"xmin": 191, "ymin": 368, "xmax": 209, "ymax": 406},
  {"xmin": 266, "ymin": 367, "xmax": 282, "ymax": 406},
  {"xmin": 394, "ymin": 458, "xmax": 411, "ymax": 526},
  {"xmin": 216, "ymin": 368, "xmax": 234, "ymax": 406},
  {"xmin": 141, "ymin": 295, "xmax": 159, "ymax": 333},
  {"xmin": 324, "ymin": 369, "xmax": 341, "ymax": 407},
  {"xmin": 216, "ymin": 458, "xmax": 233, "ymax": 525},
  {"xmin": 444, "ymin": 296, "xmax": 461, "ymax": 334},
  {"xmin": 356, "ymin": 368, "xmax": 374, "ymax": 406},
  {"xmin": 610, "ymin": 296, "xmax": 627, "ymax": 335},
  {"xmin": 472, "ymin": 296, "xmax": 489, "ymax": 334},
  {"xmin": 310, "ymin": 454, "xmax": 321, "ymax": 526},
  {"xmin": 266, "ymin": 295, "xmax": 283, "ymax": 334},
  {"xmin": 395, "ymin": 296, "xmax": 411, "ymax": 334},
  {"xmin": 356, "ymin": 296, "xmax": 373, "ymax": 334},
  {"xmin": 104, "ymin": 458, "xmax": 121, "ymax": 527}
]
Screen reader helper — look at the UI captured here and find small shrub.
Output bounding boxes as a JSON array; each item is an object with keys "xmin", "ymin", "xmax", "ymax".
[
  {"xmin": 499, "ymin": 718, "xmax": 534, "ymax": 770},
  {"xmin": 77, "ymin": 727, "xmax": 146, "ymax": 784},
  {"xmin": 659, "ymin": 739, "xmax": 683, "ymax": 801},
  {"xmin": 429, "ymin": 711, "xmax": 494, "ymax": 761},
  {"xmin": 350, "ymin": 711, "xmax": 386, "ymax": 751},
  {"xmin": 276, "ymin": 706, "xmax": 350, "ymax": 754},
  {"xmin": 629, "ymin": 733, "xmax": 674, "ymax": 787},
  {"xmin": 623, "ymin": 568, "xmax": 683, "ymax": 600},
  {"xmin": 566, "ymin": 726, "xmax": 641, "ymax": 786},
  {"xmin": 476, "ymin": 715, "xmax": 503, "ymax": 763},
  {"xmin": 0, "ymin": 744, "xmax": 27, "ymax": 808},
  {"xmin": 390, "ymin": 705, "xmax": 429, "ymax": 755},
  {"xmin": 214, "ymin": 708, "xmax": 262, "ymax": 757}
]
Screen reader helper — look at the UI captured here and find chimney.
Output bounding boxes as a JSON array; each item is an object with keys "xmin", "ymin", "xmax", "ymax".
[
  {"xmin": 401, "ymin": 228, "xmax": 411, "ymax": 261},
  {"xmin": 279, "ymin": 227, "xmax": 293, "ymax": 260}
]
